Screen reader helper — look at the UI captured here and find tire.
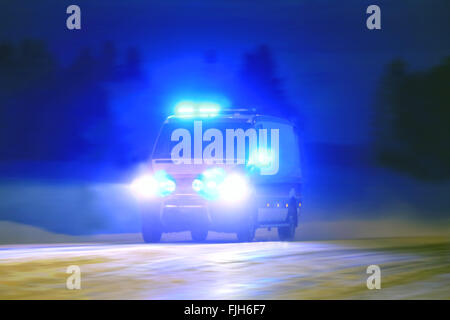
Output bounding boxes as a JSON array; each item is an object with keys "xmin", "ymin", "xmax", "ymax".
[
  {"xmin": 236, "ymin": 205, "xmax": 257, "ymax": 242},
  {"xmin": 278, "ymin": 206, "xmax": 296, "ymax": 241},
  {"xmin": 191, "ymin": 228, "xmax": 208, "ymax": 242},
  {"xmin": 141, "ymin": 207, "xmax": 162, "ymax": 243}
]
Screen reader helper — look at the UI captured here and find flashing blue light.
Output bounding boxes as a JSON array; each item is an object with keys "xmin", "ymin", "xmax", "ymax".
[
  {"xmin": 175, "ymin": 101, "xmax": 196, "ymax": 115},
  {"xmin": 175, "ymin": 101, "xmax": 221, "ymax": 117},
  {"xmin": 198, "ymin": 102, "xmax": 220, "ymax": 114}
]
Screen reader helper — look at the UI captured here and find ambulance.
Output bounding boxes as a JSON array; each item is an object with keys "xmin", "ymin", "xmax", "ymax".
[{"xmin": 130, "ymin": 102, "xmax": 302, "ymax": 242}]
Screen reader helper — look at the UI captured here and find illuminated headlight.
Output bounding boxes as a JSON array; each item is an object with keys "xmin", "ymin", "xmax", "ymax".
[
  {"xmin": 218, "ymin": 174, "xmax": 250, "ymax": 203},
  {"xmin": 159, "ymin": 179, "xmax": 176, "ymax": 194},
  {"xmin": 130, "ymin": 171, "xmax": 176, "ymax": 199},
  {"xmin": 193, "ymin": 169, "xmax": 250, "ymax": 203},
  {"xmin": 192, "ymin": 179, "xmax": 203, "ymax": 192},
  {"xmin": 130, "ymin": 174, "xmax": 158, "ymax": 199}
]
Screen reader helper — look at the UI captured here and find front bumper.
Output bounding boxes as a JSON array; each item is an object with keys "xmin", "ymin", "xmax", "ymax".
[{"xmin": 142, "ymin": 193, "xmax": 250, "ymax": 232}]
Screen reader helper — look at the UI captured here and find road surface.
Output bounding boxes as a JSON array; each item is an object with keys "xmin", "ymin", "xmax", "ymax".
[{"xmin": 0, "ymin": 235, "xmax": 448, "ymax": 299}]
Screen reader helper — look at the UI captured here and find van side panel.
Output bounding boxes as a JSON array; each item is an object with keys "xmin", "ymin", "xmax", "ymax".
[{"xmin": 253, "ymin": 118, "xmax": 302, "ymax": 226}]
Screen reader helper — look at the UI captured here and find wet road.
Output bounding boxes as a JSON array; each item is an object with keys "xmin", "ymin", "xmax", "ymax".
[{"xmin": 0, "ymin": 236, "xmax": 448, "ymax": 299}]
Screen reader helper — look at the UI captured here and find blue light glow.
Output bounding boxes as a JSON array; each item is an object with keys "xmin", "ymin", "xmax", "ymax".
[
  {"xmin": 175, "ymin": 101, "xmax": 196, "ymax": 115},
  {"xmin": 154, "ymin": 170, "xmax": 177, "ymax": 196},
  {"xmin": 191, "ymin": 179, "xmax": 203, "ymax": 192},
  {"xmin": 248, "ymin": 148, "xmax": 273, "ymax": 168},
  {"xmin": 198, "ymin": 102, "xmax": 220, "ymax": 115},
  {"xmin": 192, "ymin": 168, "xmax": 249, "ymax": 203},
  {"xmin": 193, "ymin": 167, "xmax": 226, "ymax": 200},
  {"xmin": 174, "ymin": 101, "xmax": 221, "ymax": 117}
]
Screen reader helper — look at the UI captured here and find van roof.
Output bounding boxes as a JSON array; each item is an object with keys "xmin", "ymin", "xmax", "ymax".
[{"xmin": 167, "ymin": 110, "xmax": 294, "ymax": 126}]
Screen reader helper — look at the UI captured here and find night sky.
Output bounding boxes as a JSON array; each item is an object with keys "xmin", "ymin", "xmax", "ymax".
[{"xmin": 2, "ymin": 0, "xmax": 449, "ymax": 145}]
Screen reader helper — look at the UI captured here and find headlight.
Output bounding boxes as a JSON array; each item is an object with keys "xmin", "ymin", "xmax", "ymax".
[
  {"xmin": 159, "ymin": 178, "xmax": 176, "ymax": 195},
  {"xmin": 218, "ymin": 173, "xmax": 250, "ymax": 202},
  {"xmin": 130, "ymin": 174, "xmax": 158, "ymax": 199},
  {"xmin": 130, "ymin": 171, "xmax": 176, "ymax": 199},
  {"xmin": 192, "ymin": 179, "xmax": 203, "ymax": 192},
  {"xmin": 193, "ymin": 168, "xmax": 250, "ymax": 203}
]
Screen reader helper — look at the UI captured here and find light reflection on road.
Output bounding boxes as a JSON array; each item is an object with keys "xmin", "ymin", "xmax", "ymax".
[{"xmin": 0, "ymin": 238, "xmax": 448, "ymax": 299}]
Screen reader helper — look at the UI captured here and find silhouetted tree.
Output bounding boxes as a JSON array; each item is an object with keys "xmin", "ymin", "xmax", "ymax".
[
  {"xmin": 125, "ymin": 47, "xmax": 142, "ymax": 79},
  {"xmin": 68, "ymin": 48, "xmax": 96, "ymax": 83},
  {"xmin": 0, "ymin": 40, "xmax": 59, "ymax": 160},
  {"xmin": 0, "ymin": 40, "xmax": 145, "ymax": 163},
  {"xmin": 99, "ymin": 41, "xmax": 118, "ymax": 81},
  {"xmin": 373, "ymin": 57, "xmax": 450, "ymax": 180},
  {"xmin": 234, "ymin": 45, "xmax": 297, "ymax": 121}
]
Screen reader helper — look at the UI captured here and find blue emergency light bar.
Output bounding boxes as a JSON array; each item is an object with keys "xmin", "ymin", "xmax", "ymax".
[{"xmin": 175, "ymin": 101, "xmax": 221, "ymax": 117}]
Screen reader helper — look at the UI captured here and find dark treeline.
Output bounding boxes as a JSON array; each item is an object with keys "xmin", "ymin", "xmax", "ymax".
[
  {"xmin": 0, "ymin": 40, "xmax": 142, "ymax": 164},
  {"xmin": 373, "ymin": 57, "xmax": 450, "ymax": 181},
  {"xmin": 0, "ymin": 41, "xmax": 294, "ymax": 167},
  {"xmin": 2, "ymin": 39, "xmax": 448, "ymax": 182},
  {"xmin": 233, "ymin": 45, "xmax": 296, "ymax": 120}
]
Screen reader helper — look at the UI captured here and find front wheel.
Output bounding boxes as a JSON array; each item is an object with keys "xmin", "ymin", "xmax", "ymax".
[
  {"xmin": 236, "ymin": 206, "xmax": 257, "ymax": 242},
  {"xmin": 141, "ymin": 206, "xmax": 162, "ymax": 243}
]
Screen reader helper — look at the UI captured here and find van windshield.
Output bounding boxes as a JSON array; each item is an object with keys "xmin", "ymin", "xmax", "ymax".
[{"xmin": 152, "ymin": 119, "xmax": 252, "ymax": 160}]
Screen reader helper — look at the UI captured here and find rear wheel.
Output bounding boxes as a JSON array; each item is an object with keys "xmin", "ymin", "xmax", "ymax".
[
  {"xmin": 278, "ymin": 215, "xmax": 295, "ymax": 241},
  {"xmin": 278, "ymin": 199, "xmax": 297, "ymax": 241}
]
